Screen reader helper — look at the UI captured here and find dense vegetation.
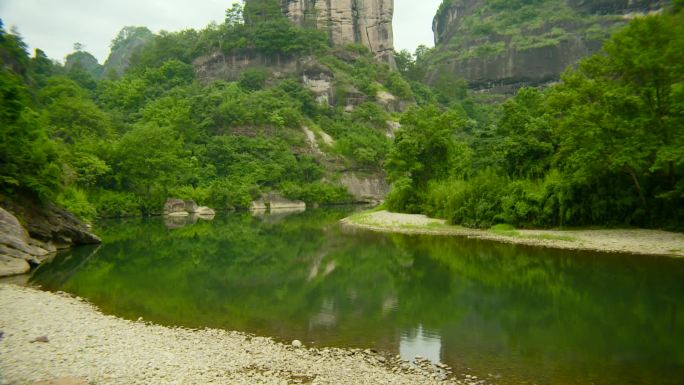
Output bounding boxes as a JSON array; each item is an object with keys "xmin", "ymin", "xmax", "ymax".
[
  {"xmin": 386, "ymin": 7, "xmax": 684, "ymax": 230},
  {"xmin": 2, "ymin": 0, "xmax": 682, "ymax": 231},
  {"xmin": 0, "ymin": 1, "xmax": 413, "ymax": 219}
]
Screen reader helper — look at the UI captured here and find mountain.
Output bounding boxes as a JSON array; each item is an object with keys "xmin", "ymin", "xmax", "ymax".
[
  {"xmin": 281, "ymin": 0, "xmax": 395, "ymax": 67},
  {"xmin": 426, "ymin": 0, "xmax": 668, "ymax": 93},
  {"xmin": 64, "ymin": 50, "xmax": 102, "ymax": 79},
  {"xmin": 103, "ymin": 26, "xmax": 154, "ymax": 77}
]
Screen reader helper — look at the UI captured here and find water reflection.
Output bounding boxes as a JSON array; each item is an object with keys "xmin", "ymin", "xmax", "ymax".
[
  {"xmin": 400, "ymin": 325, "xmax": 442, "ymax": 364},
  {"xmin": 164, "ymin": 212, "xmax": 215, "ymax": 229},
  {"xmin": 30, "ymin": 208, "xmax": 684, "ymax": 385}
]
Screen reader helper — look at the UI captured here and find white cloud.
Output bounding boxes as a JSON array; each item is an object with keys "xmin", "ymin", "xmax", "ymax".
[{"xmin": 0, "ymin": 0, "xmax": 441, "ymax": 63}]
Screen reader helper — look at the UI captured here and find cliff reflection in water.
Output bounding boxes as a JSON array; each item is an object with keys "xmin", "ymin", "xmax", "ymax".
[{"xmin": 31, "ymin": 208, "xmax": 684, "ymax": 385}]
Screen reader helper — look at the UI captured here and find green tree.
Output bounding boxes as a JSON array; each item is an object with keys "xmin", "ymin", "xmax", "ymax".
[
  {"xmin": 225, "ymin": 2, "xmax": 244, "ymax": 27},
  {"xmin": 113, "ymin": 123, "xmax": 193, "ymax": 211},
  {"xmin": 0, "ymin": 68, "xmax": 61, "ymax": 199}
]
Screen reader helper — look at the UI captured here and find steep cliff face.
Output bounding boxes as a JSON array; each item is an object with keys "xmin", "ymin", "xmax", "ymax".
[
  {"xmin": 103, "ymin": 27, "xmax": 154, "ymax": 76},
  {"xmin": 428, "ymin": 0, "xmax": 667, "ymax": 92},
  {"xmin": 281, "ymin": 0, "xmax": 396, "ymax": 67}
]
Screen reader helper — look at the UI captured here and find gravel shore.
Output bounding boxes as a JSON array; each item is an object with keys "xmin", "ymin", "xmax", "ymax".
[
  {"xmin": 0, "ymin": 285, "xmax": 453, "ymax": 385},
  {"xmin": 341, "ymin": 210, "xmax": 684, "ymax": 257}
]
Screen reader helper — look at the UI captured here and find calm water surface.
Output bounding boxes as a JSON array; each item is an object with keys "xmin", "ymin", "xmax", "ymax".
[{"xmin": 31, "ymin": 208, "xmax": 684, "ymax": 385}]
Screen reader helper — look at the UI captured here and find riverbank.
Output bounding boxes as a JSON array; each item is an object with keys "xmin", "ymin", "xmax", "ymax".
[
  {"xmin": 0, "ymin": 284, "xmax": 454, "ymax": 385},
  {"xmin": 341, "ymin": 210, "xmax": 684, "ymax": 257}
]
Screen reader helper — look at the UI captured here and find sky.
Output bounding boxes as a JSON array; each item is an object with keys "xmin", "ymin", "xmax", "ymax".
[{"xmin": 0, "ymin": 0, "xmax": 442, "ymax": 63}]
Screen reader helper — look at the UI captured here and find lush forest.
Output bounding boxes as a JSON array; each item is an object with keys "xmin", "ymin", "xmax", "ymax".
[
  {"xmin": 387, "ymin": 3, "xmax": 684, "ymax": 230},
  {"xmin": 0, "ymin": 1, "xmax": 414, "ymax": 219},
  {"xmin": 1, "ymin": 0, "xmax": 682, "ymax": 230}
]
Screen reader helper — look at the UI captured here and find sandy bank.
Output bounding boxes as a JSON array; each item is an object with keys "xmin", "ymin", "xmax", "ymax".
[
  {"xmin": 0, "ymin": 284, "xmax": 455, "ymax": 385},
  {"xmin": 341, "ymin": 210, "xmax": 684, "ymax": 257}
]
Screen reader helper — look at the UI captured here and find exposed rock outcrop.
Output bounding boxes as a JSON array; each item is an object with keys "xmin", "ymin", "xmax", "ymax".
[
  {"xmin": 164, "ymin": 199, "xmax": 188, "ymax": 216},
  {"xmin": 164, "ymin": 199, "xmax": 213, "ymax": 217},
  {"xmin": 103, "ymin": 26, "xmax": 154, "ymax": 77},
  {"xmin": 250, "ymin": 192, "xmax": 306, "ymax": 212},
  {"xmin": 193, "ymin": 50, "xmax": 300, "ymax": 83},
  {"xmin": 0, "ymin": 203, "xmax": 100, "ymax": 277},
  {"xmin": 196, "ymin": 206, "xmax": 216, "ymax": 216},
  {"xmin": 281, "ymin": 0, "xmax": 396, "ymax": 67},
  {"xmin": 339, "ymin": 172, "xmax": 390, "ymax": 203},
  {"xmin": 2, "ymin": 201, "xmax": 101, "ymax": 249},
  {"xmin": 428, "ymin": 0, "xmax": 667, "ymax": 92}
]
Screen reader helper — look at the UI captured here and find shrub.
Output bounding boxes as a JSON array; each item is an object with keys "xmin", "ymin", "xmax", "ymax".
[
  {"xmin": 92, "ymin": 190, "xmax": 142, "ymax": 218},
  {"xmin": 56, "ymin": 187, "xmax": 97, "ymax": 221},
  {"xmin": 280, "ymin": 181, "xmax": 351, "ymax": 205}
]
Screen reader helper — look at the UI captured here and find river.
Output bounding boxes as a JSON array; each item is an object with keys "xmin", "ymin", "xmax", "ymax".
[{"xmin": 30, "ymin": 207, "xmax": 684, "ymax": 385}]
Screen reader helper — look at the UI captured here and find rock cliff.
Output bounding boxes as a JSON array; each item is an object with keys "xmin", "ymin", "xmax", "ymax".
[
  {"xmin": 428, "ymin": 0, "xmax": 667, "ymax": 92},
  {"xmin": 0, "ymin": 199, "xmax": 101, "ymax": 277},
  {"xmin": 281, "ymin": 0, "xmax": 396, "ymax": 67}
]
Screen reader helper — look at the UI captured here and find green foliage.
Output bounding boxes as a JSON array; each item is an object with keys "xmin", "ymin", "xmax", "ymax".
[
  {"xmin": 238, "ymin": 68, "xmax": 268, "ymax": 91},
  {"xmin": 207, "ymin": 177, "xmax": 259, "ymax": 209},
  {"xmin": 56, "ymin": 186, "xmax": 97, "ymax": 221},
  {"xmin": 0, "ymin": 9, "xmax": 412, "ymax": 219},
  {"xmin": 387, "ymin": 9, "xmax": 684, "ymax": 230},
  {"xmin": 496, "ymin": 87, "xmax": 554, "ymax": 178},
  {"xmin": 428, "ymin": 0, "xmax": 626, "ymax": 69},
  {"xmin": 113, "ymin": 123, "xmax": 192, "ymax": 198},
  {"xmin": 0, "ymin": 66, "xmax": 61, "ymax": 200},
  {"xmin": 225, "ymin": 3, "xmax": 244, "ymax": 27},
  {"xmin": 280, "ymin": 181, "xmax": 351, "ymax": 205},
  {"xmin": 91, "ymin": 190, "xmax": 142, "ymax": 218},
  {"xmin": 317, "ymin": 108, "xmax": 391, "ymax": 168}
]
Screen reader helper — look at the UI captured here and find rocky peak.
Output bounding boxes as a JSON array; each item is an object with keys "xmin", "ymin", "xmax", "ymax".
[
  {"xmin": 281, "ymin": 0, "xmax": 396, "ymax": 67},
  {"xmin": 428, "ymin": 0, "xmax": 667, "ymax": 93}
]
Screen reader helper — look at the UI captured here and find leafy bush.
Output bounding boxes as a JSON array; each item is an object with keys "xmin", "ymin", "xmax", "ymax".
[
  {"xmin": 208, "ymin": 177, "xmax": 259, "ymax": 210},
  {"xmin": 280, "ymin": 181, "xmax": 351, "ymax": 205},
  {"xmin": 92, "ymin": 190, "xmax": 142, "ymax": 218},
  {"xmin": 0, "ymin": 68, "xmax": 62, "ymax": 200},
  {"xmin": 56, "ymin": 187, "xmax": 97, "ymax": 221},
  {"xmin": 238, "ymin": 68, "xmax": 269, "ymax": 91}
]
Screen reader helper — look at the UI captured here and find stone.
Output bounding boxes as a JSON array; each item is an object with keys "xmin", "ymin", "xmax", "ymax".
[
  {"xmin": 0, "ymin": 207, "xmax": 55, "ymax": 276},
  {"xmin": 302, "ymin": 66, "xmax": 334, "ymax": 106},
  {"xmin": 2, "ymin": 200, "xmax": 100, "ymax": 247},
  {"xmin": 164, "ymin": 198, "xmax": 187, "ymax": 215},
  {"xmin": 376, "ymin": 91, "xmax": 400, "ymax": 112},
  {"xmin": 0, "ymin": 255, "xmax": 30, "ymax": 277},
  {"xmin": 184, "ymin": 200, "xmax": 199, "ymax": 213},
  {"xmin": 339, "ymin": 172, "xmax": 390, "ymax": 203},
  {"xmin": 252, "ymin": 192, "xmax": 306, "ymax": 212},
  {"xmin": 292, "ymin": 339, "xmax": 303, "ymax": 348},
  {"xmin": 195, "ymin": 207, "xmax": 216, "ymax": 217},
  {"xmin": 281, "ymin": 0, "xmax": 396, "ymax": 67},
  {"xmin": 31, "ymin": 335, "xmax": 49, "ymax": 343}
]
